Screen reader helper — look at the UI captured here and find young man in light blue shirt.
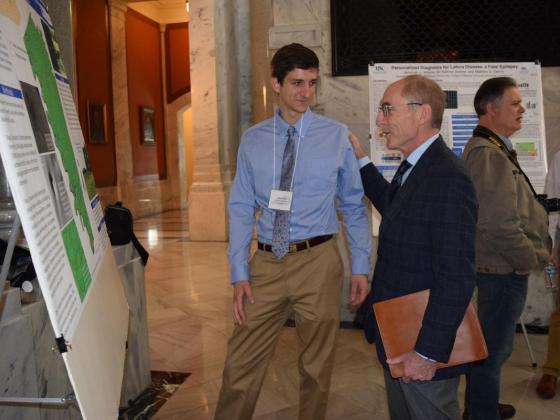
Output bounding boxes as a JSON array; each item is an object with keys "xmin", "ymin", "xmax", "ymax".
[{"xmin": 215, "ymin": 43, "xmax": 371, "ymax": 420}]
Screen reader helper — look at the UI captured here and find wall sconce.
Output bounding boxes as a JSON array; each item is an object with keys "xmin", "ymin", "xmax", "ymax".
[{"xmin": 185, "ymin": 1, "xmax": 189, "ymax": 13}]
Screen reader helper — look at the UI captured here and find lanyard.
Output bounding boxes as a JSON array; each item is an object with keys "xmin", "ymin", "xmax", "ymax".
[{"xmin": 272, "ymin": 112, "xmax": 304, "ymax": 191}]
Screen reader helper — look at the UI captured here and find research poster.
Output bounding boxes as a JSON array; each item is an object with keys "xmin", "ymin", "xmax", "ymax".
[
  {"xmin": 0, "ymin": 0, "xmax": 109, "ymax": 341},
  {"xmin": 369, "ymin": 62, "xmax": 547, "ymax": 191}
]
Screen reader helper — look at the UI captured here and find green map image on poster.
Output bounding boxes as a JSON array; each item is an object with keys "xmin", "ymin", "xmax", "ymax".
[
  {"xmin": 62, "ymin": 222, "xmax": 91, "ymax": 300},
  {"xmin": 24, "ymin": 16, "xmax": 93, "ymax": 299}
]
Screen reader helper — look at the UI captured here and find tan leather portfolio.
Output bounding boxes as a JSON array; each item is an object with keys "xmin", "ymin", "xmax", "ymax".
[{"xmin": 373, "ymin": 289, "xmax": 488, "ymax": 378}]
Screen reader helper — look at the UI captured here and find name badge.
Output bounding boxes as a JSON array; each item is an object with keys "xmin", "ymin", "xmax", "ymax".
[{"xmin": 268, "ymin": 189, "xmax": 293, "ymax": 211}]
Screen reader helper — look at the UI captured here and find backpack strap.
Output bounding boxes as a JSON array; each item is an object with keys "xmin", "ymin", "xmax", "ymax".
[{"xmin": 130, "ymin": 232, "xmax": 149, "ymax": 266}]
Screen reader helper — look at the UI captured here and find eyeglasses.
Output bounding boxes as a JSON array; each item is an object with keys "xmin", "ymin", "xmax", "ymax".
[{"xmin": 377, "ymin": 102, "xmax": 423, "ymax": 117}]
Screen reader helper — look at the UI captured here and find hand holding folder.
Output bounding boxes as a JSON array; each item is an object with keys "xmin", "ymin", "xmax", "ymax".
[{"xmin": 373, "ymin": 289, "xmax": 488, "ymax": 378}]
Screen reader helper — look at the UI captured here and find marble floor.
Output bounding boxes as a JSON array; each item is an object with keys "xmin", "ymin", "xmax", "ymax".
[{"xmin": 135, "ymin": 210, "xmax": 560, "ymax": 420}]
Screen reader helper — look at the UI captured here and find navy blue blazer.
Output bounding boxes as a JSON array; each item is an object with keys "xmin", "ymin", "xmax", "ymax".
[{"xmin": 362, "ymin": 137, "xmax": 478, "ymax": 380}]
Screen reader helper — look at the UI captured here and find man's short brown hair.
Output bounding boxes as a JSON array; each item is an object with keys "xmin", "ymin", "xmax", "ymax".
[{"xmin": 401, "ymin": 75, "xmax": 446, "ymax": 129}]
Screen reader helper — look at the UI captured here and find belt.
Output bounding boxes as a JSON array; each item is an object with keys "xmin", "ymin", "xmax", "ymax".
[{"xmin": 257, "ymin": 235, "xmax": 333, "ymax": 254}]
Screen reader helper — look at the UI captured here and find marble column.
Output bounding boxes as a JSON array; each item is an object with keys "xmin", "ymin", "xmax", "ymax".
[
  {"xmin": 44, "ymin": 0, "xmax": 77, "ymax": 98},
  {"xmin": 108, "ymin": 0, "xmax": 133, "ymax": 211},
  {"xmin": 250, "ymin": 0, "xmax": 274, "ymax": 122},
  {"xmin": 543, "ymin": 67, "xmax": 560, "ymax": 162},
  {"xmin": 188, "ymin": 0, "xmax": 251, "ymax": 241}
]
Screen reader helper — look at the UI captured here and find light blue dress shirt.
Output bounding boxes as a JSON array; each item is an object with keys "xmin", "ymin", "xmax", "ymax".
[{"xmin": 228, "ymin": 108, "xmax": 371, "ymax": 283}]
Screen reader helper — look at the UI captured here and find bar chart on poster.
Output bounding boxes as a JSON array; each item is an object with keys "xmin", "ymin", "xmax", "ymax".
[{"xmin": 0, "ymin": 1, "xmax": 128, "ymax": 418}]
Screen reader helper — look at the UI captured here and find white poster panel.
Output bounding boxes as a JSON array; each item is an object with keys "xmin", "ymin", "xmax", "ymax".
[
  {"xmin": 368, "ymin": 62, "xmax": 547, "ymax": 191},
  {"xmin": 0, "ymin": 0, "xmax": 109, "ymax": 341},
  {"xmin": 1, "ymin": 1, "xmax": 128, "ymax": 418}
]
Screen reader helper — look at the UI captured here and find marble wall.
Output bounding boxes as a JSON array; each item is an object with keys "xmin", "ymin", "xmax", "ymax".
[
  {"xmin": 43, "ymin": 0, "xmax": 77, "ymax": 99},
  {"xmin": 542, "ymin": 67, "xmax": 560, "ymax": 163},
  {"xmin": 254, "ymin": 0, "xmax": 560, "ymax": 160},
  {"xmin": 187, "ymin": 0, "xmax": 253, "ymax": 240},
  {"xmin": 251, "ymin": 0, "xmax": 370, "ymax": 143},
  {"xmin": 249, "ymin": 0, "xmax": 274, "ymax": 123},
  {"xmin": 215, "ymin": 0, "xmax": 250, "ymax": 167},
  {"xmin": 187, "ymin": 0, "xmax": 229, "ymax": 240}
]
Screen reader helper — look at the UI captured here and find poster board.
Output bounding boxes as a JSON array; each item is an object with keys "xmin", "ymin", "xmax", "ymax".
[
  {"xmin": 0, "ymin": 1, "xmax": 128, "ymax": 418},
  {"xmin": 368, "ymin": 62, "xmax": 548, "ymax": 233}
]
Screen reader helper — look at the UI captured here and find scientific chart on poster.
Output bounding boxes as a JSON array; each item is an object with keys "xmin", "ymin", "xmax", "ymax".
[
  {"xmin": 369, "ymin": 62, "xmax": 548, "ymax": 191},
  {"xmin": 0, "ymin": 1, "xmax": 128, "ymax": 418}
]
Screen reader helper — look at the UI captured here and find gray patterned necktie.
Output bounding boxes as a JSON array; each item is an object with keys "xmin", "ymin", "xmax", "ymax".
[{"xmin": 271, "ymin": 126, "xmax": 296, "ymax": 258}]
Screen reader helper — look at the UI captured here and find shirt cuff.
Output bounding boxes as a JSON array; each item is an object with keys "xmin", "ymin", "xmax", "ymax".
[
  {"xmin": 230, "ymin": 264, "xmax": 249, "ymax": 284},
  {"xmin": 351, "ymin": 258, "xmax": 371, "ymax": 276},
  {"xmin": 358, "ymin": 156, "xmax": 371, "ymax": 169},
  {"xmin": 415, "ymin": 350, "xmax": 436, "ymax": 363}
]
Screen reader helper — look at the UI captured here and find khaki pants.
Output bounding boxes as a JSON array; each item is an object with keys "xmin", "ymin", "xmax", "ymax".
[
  {"xmin": 214, "ymin": 238, "xmax": 343, "ymax": 420},
  {"xmin": 543, "ymin": 291, "xmax": 560, "ymax": 377}
]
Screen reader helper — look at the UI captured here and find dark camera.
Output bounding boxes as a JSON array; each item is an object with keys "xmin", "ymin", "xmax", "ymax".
[{"xmin": 536, "ymin": 194, "xmax": 560, "ymax": 213}]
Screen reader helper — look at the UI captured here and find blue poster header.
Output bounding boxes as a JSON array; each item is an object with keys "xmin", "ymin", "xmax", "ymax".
[
  {"xmin": 0, "ymin": 84, "xmax": 23, "ymax": 99},
  {"xmin": 27, "ymin": 0, "xmax": 52, "ymax": 27}
]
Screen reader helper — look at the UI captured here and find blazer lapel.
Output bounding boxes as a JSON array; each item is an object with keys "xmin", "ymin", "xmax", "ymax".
[{"xmin": 379, "ymin": 137, "xmax": 446, "ymax": 240}]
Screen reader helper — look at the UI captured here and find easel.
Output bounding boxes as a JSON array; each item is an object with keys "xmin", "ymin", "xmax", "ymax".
[
  {"xmin": 519, "ymin": 265, "xmax": 558, "ymax": 368},
  {"xmin": 519, "ymin": 315, "xmax": 537, "ymax": 367},
  {"xmin": 0, "ymin": 213, "xmax": 76, "ymax": 409}
]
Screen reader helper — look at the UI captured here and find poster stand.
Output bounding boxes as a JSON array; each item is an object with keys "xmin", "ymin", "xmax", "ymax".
[
  {"xmin": 0, "ymin": 214, "xmax": 20, "ymax": 285},
  {"xmin": 0, "ymin": 394, "xmax": 76, "ymax": 408},
  {"xmin": 0, "ymin": 212, "xmax": 77, "ymax": 409}
]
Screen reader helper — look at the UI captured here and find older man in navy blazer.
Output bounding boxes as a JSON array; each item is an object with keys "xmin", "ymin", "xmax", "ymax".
[{"xmin": 349, "ymin": 75, "xmax": 478, "ymax": 420}]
